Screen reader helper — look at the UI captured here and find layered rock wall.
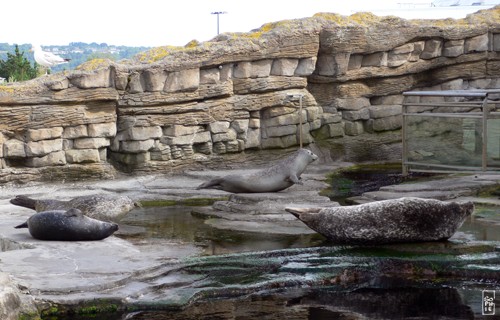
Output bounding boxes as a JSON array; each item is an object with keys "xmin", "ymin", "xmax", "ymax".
[{"xmin": 0, "ymin": 7, "xmax": 499, "ymax": 182}]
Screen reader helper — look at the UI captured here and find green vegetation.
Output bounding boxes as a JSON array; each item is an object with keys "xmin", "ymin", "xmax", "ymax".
[
  {"xmin": 0, "ymin": 42, "xmax": 150, "ymax": 76},
  {"xmin": 0, "ymin": 44, "xmax": 38, "ymax": 82}
]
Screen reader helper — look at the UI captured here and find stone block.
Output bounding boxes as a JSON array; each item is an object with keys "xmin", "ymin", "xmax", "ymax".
[
  {"xmin": 342, "ymin": 108, "xmax": 370, "ymax": 121},
  {"xmin": 362, "ymin": 52, "xmax": 387, "ymax": 67},
  {"xmin": 420, "ymin": 39, "xmax": 442, "ymax": 59},
  {"xmin": 265, "ymin": 125, "xmax": 297, "ymax": 138},
  {"xmin": 250, "ymin": 60, "xmax": 272, "ymax": 78},
  {"xmin": 370, "ymin": 95, "xmax": 403, "ymax": 105},
  {"xmin": 164, "ymin": 68, "xmax": 199, "ymax": 92},
  {"xmin": 443, "ymin": 40, "xmax": 464, "ymax": 57},
  {"xmin": 3, "ymin": 139, "xmax": 25, "ymax": 158},
  {"xmin": 371, "ymin": 115, "xmax": 402, "ymax": 131},
  {"xmin": 317, "ymin": 53, "xmax": 349, "ymax": 76},
  {"xmin": 249, "ymin": 119, "xmax": 260, "ymax": 129},
  {"xmin": 164, "ymin": 125, "xmax": 204, "ymax": 136},
  {"xmin": 127, "ymin": 71, "xmax": 144, "ymax": 93},
  {"xmin": 151, "ymin": 143, "xmax": 172, "ymax": 161},
  {"xmin": 212, "ymin": 129, "xmax": 237, "ymax": 142},
  {"xmin": 264, "ymin": 111, "xmax": 306, "ymax": 127},
  {"xmin": 143, "ymin": 68, "xmax": 168, "ymax": 92},
  {"xmin": 387, "ymin": 44, "xmax": 412, "ymax": 67},
  {"xmin": 127, "ymin": 126, "xmax": 162, "ymax": 140},
  {"xmin": 225, "ymin": 140, "xmax": 240, "ymax": 153},
  {"xmin": 200, "ymin": 68, "xmax": 220, "ymax": 84},
  {"xmin": 63, "ymin": 125, "xmax": 88, "ymax": 139},
  {"xmin": 220, "ymin": 64, "xmax": 233, "ymax": 81},
  {"xmin": 465, "ymin": 33, "xmax": 489, "ymax": 53},
  {"xmin": 69, "ymin": 69, "xmax": 111, "ymax": 89},
  {"xmin": 244, "ymin": 128, "xmax": 261, "ymax": 149},
  {"xmin": 212, "ymin": 142, "xmax": 226, "ymax": 154},
  {"xmin": 163, "ymin": 131, "xmax": 211, "ymax": 145},
  {"xmin": 310, "ymin": 119, "xmax": 322, "ymax": 130},
  {"xmin": 66, "ymin": 149, "xmax": 100, "ymax": 163},
  {"xmin": 409, "ymin": 41, "xmax": 425, "ymax": 62},
  {"xmin": 121, "ymin": 139, "xmax": 155, "ymax": 153},
  {"xmin": 263, "ymin": 106, "xmax": 296, "ymax": 118},
  {"xmin": 306, "ymin": 106, "xmax": 322, "ymax": 121},
  {"xmin": 74, "ymin": 137, "xmax": 110, "ymax": 149},
  {"xmin": 332, "ymin": 97, "xmax": 370, "ymax": 111},
  {"xmin": 321, "ymin": 113, "xmax": 342, "ymax": 124},
  {"xmin": 26, "ymin": 151, "xmax": 66, "ymax": 167},
  {"xmin": 231, "ymin": 119, "xmax": 249, "ymax": 134},
  {"xmin": 345, "ymin": 121, "xmax": 364, "ymax": 136},
  {"xmin": 271, "ymin": 58, "xmax": 299, "ymax": 76},
  {"xmin": 294, "ymin": 57, "xmax": 317, "ymax": 76},
  {"xmin": 112, "ymin": 152, "xmax": 150, "ymax": 165},
  {"xmin": 88, "ymin": 123, "xmax": 117, "ymax": 138},
  {"xmin": 494, "ymin": 33, "xmax": 500, "ymax": 51},
  {"xmin": 46, "ymin": 77, "xmax": 70, "ymax": 91},
  {"xmin": 112, "ymin": 64, "xmax": 129, "ymax": 90},
  {"xmin": 25, "ymin": 127, "xmax": 63, "ymax": 142},
  {"xmin": 25, "ymin": 139, "xmax": 63, "ymax": 157},
  {"xmin": 209, "ymin": 121, "xmax": 230, "ymax": 134},
  {"xmin": 347, "ymin": 54, "xmax": 363, "ymax": 70},
  {"xmin": 316, "ymin": 54, "xmax": 335, "ymax": 76},
  {"xmin": 233, "ymin": 61, "xmax": 252, "ymax": 78},
  {"xmin": 368, "ymin": 105, "xmax": 402, "ymax": 119}
]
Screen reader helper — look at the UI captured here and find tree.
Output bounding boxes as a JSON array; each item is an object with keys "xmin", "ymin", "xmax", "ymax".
[{"xmin": 0, "ymin": 45, "xmax": 38, "ymax": 82}]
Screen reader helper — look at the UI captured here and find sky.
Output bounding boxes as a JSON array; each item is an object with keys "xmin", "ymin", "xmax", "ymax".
[{"xmin": 2, "ymin": 0, "xmax": 498, "ymax": 48}]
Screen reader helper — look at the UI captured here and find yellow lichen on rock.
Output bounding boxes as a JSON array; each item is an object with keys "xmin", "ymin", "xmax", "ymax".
[{"xmin": 76, "ymin": 59, "xmax": 113, "ymax": 71}]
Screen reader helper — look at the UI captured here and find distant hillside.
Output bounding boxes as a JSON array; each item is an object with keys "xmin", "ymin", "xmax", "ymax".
[{"xmin": 0, "ymin": 42, "xmax": 150, "ymax": 73}]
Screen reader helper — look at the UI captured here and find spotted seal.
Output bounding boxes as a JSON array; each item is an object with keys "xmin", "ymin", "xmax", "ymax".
[
  {"xmin": 10, "ymin": 194, "xmax": 137, "ymax": 222},
  {"xmin": 197, "ymin": 148, "xmax": 318, "ymax": 193},
  {"xmin": 15, "ymin": 209, "xmax": 119, "ymax": 241},
  {"xmin": 286, "ymin": 197, "xmax": 474, "ymax": 244}
]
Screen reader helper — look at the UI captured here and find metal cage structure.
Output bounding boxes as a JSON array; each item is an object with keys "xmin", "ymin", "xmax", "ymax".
[{"xmin": 402, "ymin": 89, "xmax": 500, "ymax": 176}]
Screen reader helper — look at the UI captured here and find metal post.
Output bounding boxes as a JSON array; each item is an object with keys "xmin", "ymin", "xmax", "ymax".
[
  {"xmin": 211, "ymin": 11, "xmax": 227, "ymax": 35},
  {"xmin": 482, "ymin": 95, "xmax": 489, "ymax": 171},
  {"xmin": 402, "ymin": 98, "xmax": 408, "ymax": 176}
]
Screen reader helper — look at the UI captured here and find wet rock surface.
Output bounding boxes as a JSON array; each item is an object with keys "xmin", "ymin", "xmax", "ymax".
[{"xmin": 0, "ymin": 164, "xmax": 499, "ymax": 319}]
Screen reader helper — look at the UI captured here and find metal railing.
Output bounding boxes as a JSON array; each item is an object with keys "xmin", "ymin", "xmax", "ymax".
[{"xmin": 402, "ymin": 89, "xmax": 500, "ymax": 176}]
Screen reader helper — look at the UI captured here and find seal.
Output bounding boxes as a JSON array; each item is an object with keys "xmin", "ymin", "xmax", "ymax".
[
  {"xmin": 286, "ymin": 197, "xmax": 474, "ymax": 244},
  {"xmin": 197, "ymin": 148, "xmax": 318, "ymax": 193},
  {"xmin": 14, "ymin": 209, "xmax": 119, "ymax": 241},
  {"xmin": 10, "ymin": 194, "xmax": 137, "ymax": 222}
]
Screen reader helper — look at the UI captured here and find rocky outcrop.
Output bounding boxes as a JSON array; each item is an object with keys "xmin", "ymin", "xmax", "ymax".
[
  {"xmin": 0, "ymin": 7, "xmax": 499, "ymax": 183},
  {"xmin": 286, "ymin": 197, "xmax": 474, "ymax": 244}
]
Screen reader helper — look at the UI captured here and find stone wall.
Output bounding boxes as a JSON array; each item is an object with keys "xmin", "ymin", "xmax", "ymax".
[{"xmin": 0, "ymin": 7, "xmax": 499, "ymax": 183}]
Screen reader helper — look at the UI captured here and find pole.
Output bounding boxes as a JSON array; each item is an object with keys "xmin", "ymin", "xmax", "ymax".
[{"xmin": 211, "ymin": 11, "xmax": 227, "ymax": 35}]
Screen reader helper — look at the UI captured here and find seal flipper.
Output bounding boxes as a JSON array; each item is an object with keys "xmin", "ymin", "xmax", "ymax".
[
  {"xmin": 287, "ymin": 174, "xmax": 303, "ymax": 185},
  {"xmin": 14, "ymin": 221, "xmax": 28, "ymax": 229},
  {"xmin": 65, "ymin": 208, "xmax": 83, "ymax": 217},
  {"xmin": 196, "ymin": 178, "xmax": 224, "ymax": 190},
  {"xmin": 10, "ymin": 195, "xmax": 37, "ymax": 210}
]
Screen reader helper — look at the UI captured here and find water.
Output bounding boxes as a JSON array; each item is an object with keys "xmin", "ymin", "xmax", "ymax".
[
  {"xmin": 117, "ymin": 206, "xmax": 325, "ymax": 255},
  {"xmin": 71, "ymin": 167, "xmax": 500, "ymax": 320}
]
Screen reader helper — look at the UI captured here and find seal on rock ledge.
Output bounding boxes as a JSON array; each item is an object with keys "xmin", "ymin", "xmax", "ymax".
[
  {"xmin": 286, "ymin": 197, "xmax": 474, "ymax": 244},
  {"xmin": 197, "ymin": 148, "xmax": 318, "ymax": 193},
  {"xmin": 15, "ymin": 209, "xmax": 118, "ymax": 241},
  {"xmin": 10, "ymin": 194, "xmax": 137, "ymax": 222}
]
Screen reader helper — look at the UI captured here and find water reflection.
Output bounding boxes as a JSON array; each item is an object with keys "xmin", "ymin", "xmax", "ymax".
[
  {"xmin": 117, "ymin": 206, "xmax": 325, "ymax": 255},
  {"xmin": 125, "ymin": 284, "xmax": 477, "ymax": 320}
]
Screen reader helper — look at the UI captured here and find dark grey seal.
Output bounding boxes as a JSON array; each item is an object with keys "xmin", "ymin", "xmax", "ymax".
[
  {"xmin": 14, "ymin": 209, "xmax": 119, "ymax": 241},
  {"xmin": 286, "ymin": 197, "xmax": 474, "ymax": 244},
  {"xmin": 10, "ymin": 194, "xmax": 137, "ymax": 222},
  {"xmin": 197, "ymin": 148, "xmax": 318, "ymax": 193}
]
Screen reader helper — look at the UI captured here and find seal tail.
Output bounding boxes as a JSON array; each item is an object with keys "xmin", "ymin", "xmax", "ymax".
[
  {"xmin": 196, "ymin": 178, "xmax": 223, "ymax": 190},
  {"xmin": 10, "ymin": 195, "xmax": 37, "ymax": 210},
  {"xmin": 14, "ymin": 221, "xmax": 28, "ymax": 229}
]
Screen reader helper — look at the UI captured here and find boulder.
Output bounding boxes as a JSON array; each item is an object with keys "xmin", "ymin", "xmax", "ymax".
[{"xmin": 286, "ymin": 197, "xmax": 473, "ymax": 244}]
